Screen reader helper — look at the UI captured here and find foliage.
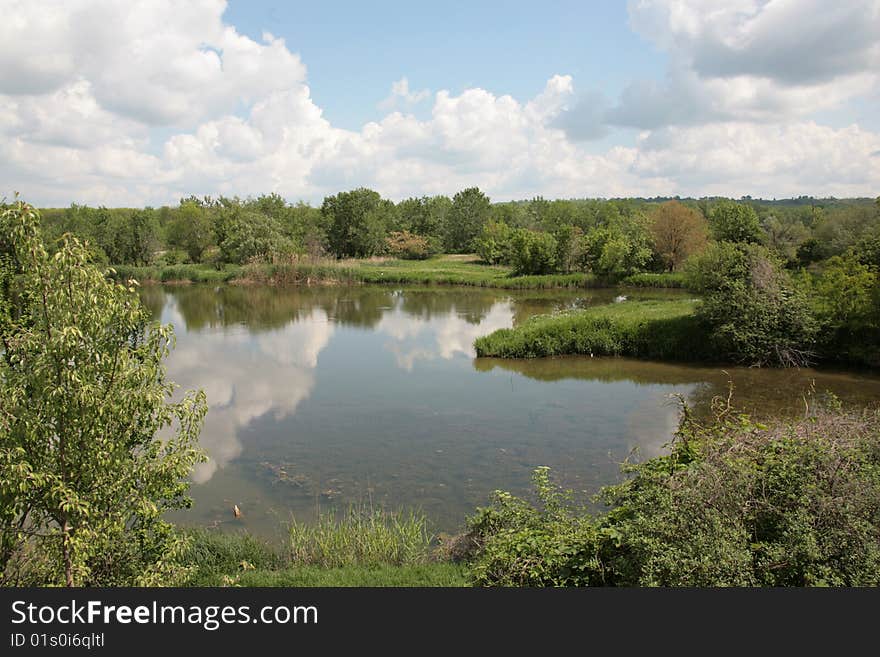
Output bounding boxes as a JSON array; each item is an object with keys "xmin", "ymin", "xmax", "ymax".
[
  {"xmin": 687, "ymin": 242, "xmax": 817, "ymax": 366},
  {"xmin": 474, "ymin": 300, "xmax": 703, "ymax": 360},
  {"xmin": 508, "ymin": 228, "xmax": 558, "ymax": 275},
  {"xmin": 580, "ymin": 219, "xmax": 653, "ymax": 279},
  {"xmin": 215, "ymin": 205, "xmax": 291, "ymax": 264},
  {"xmin": 444, "ymin": 187, "xmax": 491, "ymax": 253},
  {"xmin": 468, "ymin": 467, "xmax": 602, "ymax": 586},
  {"xmin": 474, "ymin": 220, "xmax": 512, "ymax": 265},
  {"xmin": 468, "ymin": 400, "xmax": 880, "ymax": 586},
  {"xmin": 323, "ymin": 188, "xmax": 388, "ymax": 258},
  {"xmin": 709, "ymin": 200, "xmax": 763, "ymax": 243},
  {"xmin": 0, "ymin": 201, "xmax": 207, "ymax": 586},
  {"xmin": 762, "ymin": 214, "xmax": 810, "ymax": 265},
  {"xmin": 551, "ymin": 224, "xmax": 586, "ymax": 273},
  {"xmin": 167, "ymin": 201, "xmax": 214, "ymax": 263},
  {"xmin": 805, "ymin": 254, "xmax": 880, "ymax": 366},
  {"xmin": 649, "ymin": 200, "xmax": 708, "ymax": 271},
  {"xmin": 384, "ymin": 230, "xmax": 435, "ymax": 260}
]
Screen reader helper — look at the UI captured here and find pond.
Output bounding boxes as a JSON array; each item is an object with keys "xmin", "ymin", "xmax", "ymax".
[{"xmin": 139, "ymin": 284, "xmax": 880, "ymax": 540}]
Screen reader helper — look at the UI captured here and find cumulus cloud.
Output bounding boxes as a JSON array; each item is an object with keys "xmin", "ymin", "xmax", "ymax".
[
  {"xmin": 378, "ymin": 77, "xmax": 431, "ymax": 111},
  {"xmin": 1, "ymin": 0, "xmax": 879, "ymax": 205},
  {"xmin": 604, "ymin": 0, "xmax": 880, "ymax": 129}
]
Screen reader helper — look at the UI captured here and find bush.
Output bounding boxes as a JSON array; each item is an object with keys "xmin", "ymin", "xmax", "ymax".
[
  {"xmin": 474, "ymin": 220, "xmax": 512, "ymax": 265},
  {"xmin": 687, "ymin": 242, "xmax": 817, "ymax": 366},
  {"xmin": 384, "ymin": 230, "xmax": 434, "ymax": 259},
  {"xmin": 508, "ymin": 229, "xmax": 558, "ymax": 275},
  {"xmin": 468, "ymin": 399, "xmax": 880, "ymax": 587}
]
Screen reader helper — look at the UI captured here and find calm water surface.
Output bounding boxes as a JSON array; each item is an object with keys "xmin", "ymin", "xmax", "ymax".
[{"xmin": 139, "ymin": 284, "xmax": 880, "ymax": 539}]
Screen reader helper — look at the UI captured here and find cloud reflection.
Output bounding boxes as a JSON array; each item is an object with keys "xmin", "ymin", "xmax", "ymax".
[
  {"xmin": 378, "ymin": 298, "xmax": 514, "ymax": 370},
  {"xmin": 162, "ymin": 298, "xmax": 334, "ymax": 484}
]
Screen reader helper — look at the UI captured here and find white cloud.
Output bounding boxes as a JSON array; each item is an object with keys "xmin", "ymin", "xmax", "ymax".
[
  {"xmin": 378, "ymin": 77, "xmax": 431, "ymax": 111},
  {"xmin": 1, "ymin": 0, "xmax": 879, "ymax": 206},
  {"xmin": 607, "ymin": 0, "xmax": 880, "ymax": 129}
]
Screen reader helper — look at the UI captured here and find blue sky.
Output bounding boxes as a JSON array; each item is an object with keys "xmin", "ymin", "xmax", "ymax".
[
  {"xmin": 1, "ymin": 0, "xmax": 878, "ymax": 206},
  {"xmin": 223, "ymin": 1, "xmax": 665, "ymax": 130}
]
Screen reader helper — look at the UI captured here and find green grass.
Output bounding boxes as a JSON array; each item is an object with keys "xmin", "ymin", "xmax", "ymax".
[
  {"xmin": 620, "ymin": 272, "xmax": 688, "ymax": 288},
  {"xmin": 224, "ymin": 563, "xmax": 468, "ymax": 587},
  {"xmin": 182, "ymin": 507, "xmax": 466, "ymax": 587},
  {"xmin": 240, "ymin": 255, "xmax": 604, "ymax": 289},
  {"xmin": 109, "ymin": 256, "xmax": 690, "ymax": 291},
  {"xmin": 474, "ymin": 299, "xmax": 709, "ymax": 361},
  {"xmin": 110, "ymin": 263, "xmax": 241, "ymax": 284},
  {"xmin": 287, "ymin": 507, "xmax": 432, "ymax": 568}
]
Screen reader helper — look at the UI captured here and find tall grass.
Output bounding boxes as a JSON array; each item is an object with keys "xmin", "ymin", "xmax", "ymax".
[
  {"xmin": 182, "ymin": 529, "xmax": 284, "ymax": 586},
  {"xmin": 110, "ymin": 263, "xmax": 241, "ymax": 284},
  {"xmin": 287, "ymin": 506, "xmax": 433, "ymax": 568},
  {"xmin": 110, "ymin": 256, "xmax": 688, "ymax": 290},
  {"xmin": 474, "ymin": 299, "xmax": 708, "ymax": 360},
  {"xmin": 620, "ymin": 272, "xmax": 688, "ymax": 288},
  {"xmin": 241, "ymin": 257, "xmax": 605, "ymax": 289}
]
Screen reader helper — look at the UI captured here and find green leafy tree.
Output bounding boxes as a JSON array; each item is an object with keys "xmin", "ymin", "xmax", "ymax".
[
  {"xmin": 709, "ymin": 200, "xmax": 763, "ymax": 243},
  {"xmin": 323, "ymin": 188, "xmax": 387, "ymax": 258},
  {"xmin": 0, "ymin": 201, "xmax": 207, "ymax": 586},
  {"xmin": 687, "ymin": 242, "xmax": 817, "ymax": 366},
  {"xmin": 508, "ymin": 229, "xmax": 558, "ymax": 275},
  {"xmin": 805, "ymin": 254, "xmax": 880, "ymax": 365},
  {"xmin": 167, "ymin": 201, "xmax": 214, "ymax": 263},
  {"xmin": 92, "ymin": 208, "xmax": 159, "ymax": 266},
  {"xmin": 551, "ymin": 225, "xmax": 585, "ymax": 273},
  {"xmin": 581, "ymin": 223, "xmax": 652, "ymax": 279},
  {"xmin": 444, "ymin": 187, "xmax": 491, "ymax": 253},
  {"xmin": 215, "ymin": 205, "xmax": 291, "ymax": 264},
  {"xmin": 474, "ymin": 220, "xmax": 512, "ymax": 264}
]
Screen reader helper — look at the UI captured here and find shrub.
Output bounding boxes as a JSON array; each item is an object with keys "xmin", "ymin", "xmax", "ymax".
[
  {"xmin": 508, "ymin": 229, "xmax": 558, "ymax": 275},
  {"xmin": 687, "ymin": 242, "xmax": 817, "ymax": 366},
  {"xmin": 384, "ymin": 230, "xmax": 434, "ymax": 259},
  {"xmin": 474, "ymin": 220, "xmax": 512, "ymax": 264}
]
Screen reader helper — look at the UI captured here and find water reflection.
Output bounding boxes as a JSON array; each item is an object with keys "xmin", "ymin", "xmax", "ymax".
[
  {"xmin": 378, "ymin": 291, "xmax": 514, "ymax": 370},
  {"xmin": 157, "ymin": 292, "xmax": 334, "ymax": 484},
  {"xmin": 141, "ymin": 284, "xmax": 880, "ymax": 537}
]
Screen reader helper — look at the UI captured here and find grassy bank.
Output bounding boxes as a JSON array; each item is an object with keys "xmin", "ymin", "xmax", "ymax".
[
  {"xmin": 183, "ymin": 507, "xmax": 468, "ymax": 587},
  {"xmin": 111, "ymin": 263, "xmax": 241, "ymax": 284},
  {"xmin": 110, "ymin": 256, "xmax": 690, "ymax": 290},
  {"xmin": 239, "ymin": 255, "xmax": 605, "ymax": 289},
  {"xmin": 620, "ymin": 272, "xmax": 687, "ymax": 288},
  {"xmin": 474, "ymin": 299, "xmax": 707, "ymax": 360}
]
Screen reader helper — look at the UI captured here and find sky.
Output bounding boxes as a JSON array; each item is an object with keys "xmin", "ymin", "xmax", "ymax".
[{"xmin": 1, "ymin": 0, "xmax": 879, "ymax": 207}]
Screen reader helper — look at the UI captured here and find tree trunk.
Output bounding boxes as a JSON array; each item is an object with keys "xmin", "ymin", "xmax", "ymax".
[{"xmin": 62, "ymin": 518, "xmax": 73, "ymax": 587}]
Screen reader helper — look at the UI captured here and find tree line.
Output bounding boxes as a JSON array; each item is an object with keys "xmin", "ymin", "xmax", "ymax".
[{"xmin": 32, "ymin": 189, "xmax": 879, "ymax": 277}]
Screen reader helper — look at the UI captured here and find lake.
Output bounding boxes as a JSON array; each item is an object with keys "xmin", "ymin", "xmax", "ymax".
[{"xmin": 139, "ymin": 284, "xmax": 880, "ymax": 540}]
